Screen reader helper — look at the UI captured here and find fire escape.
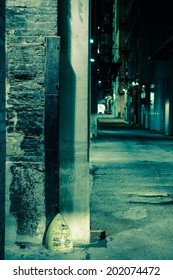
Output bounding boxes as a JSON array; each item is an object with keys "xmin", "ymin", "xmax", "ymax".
[
  {"xmin": 91, "ymin": 0, "xmax": 121, "ymax": 114},
  {"xmin": 118, "ymin": 0, "xmax": 129, "ymax": 95}
]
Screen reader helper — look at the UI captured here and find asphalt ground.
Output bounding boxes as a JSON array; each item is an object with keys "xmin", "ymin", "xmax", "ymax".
[
  {"xmin": 5, "ymin": 123, "xmax": 173, "ymax": 260},
  {"xmin": 89, "ymin": 124, "xmax": 173, "ymax": 260}
]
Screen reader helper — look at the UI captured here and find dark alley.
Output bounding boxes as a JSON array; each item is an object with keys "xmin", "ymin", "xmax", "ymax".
[{"xmin": 1, "ymin": 3, "xmax": 173, "ymax": 277}]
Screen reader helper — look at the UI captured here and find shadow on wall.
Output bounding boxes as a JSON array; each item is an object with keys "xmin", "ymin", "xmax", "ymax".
[
  {"xmin": 45, "ymin": 1, "xmax": 77, "ymax": 227},
  {"xmin": 57, "ymin": 0, "xmax": 76, "ymax": 214},
  {"xmin": 42, "ymin": 0, "xmax": 78, "ymax": 249},
  {"xmin": 44, "ymin": 37, "xmax": 60, "ymax": 224}
]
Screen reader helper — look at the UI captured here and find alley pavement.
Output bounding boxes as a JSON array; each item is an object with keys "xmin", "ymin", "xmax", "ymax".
[{"xmin": 5, "ymin": 121, "xmax": 173, "ymax": 260}]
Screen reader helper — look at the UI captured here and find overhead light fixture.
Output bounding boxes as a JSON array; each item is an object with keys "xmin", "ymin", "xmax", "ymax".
[{"xmin": 132, "ymin": 81, "xmax": 139, "ymax": 86}]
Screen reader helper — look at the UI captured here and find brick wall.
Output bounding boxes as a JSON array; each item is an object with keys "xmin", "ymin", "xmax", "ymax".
[
  {"xmin": 0, "ymin": 0, "xmax": 5, "ymax": 259},
  {"xmin": 6, "ymin": 0, "xmax": 58, "ymax": 246}
]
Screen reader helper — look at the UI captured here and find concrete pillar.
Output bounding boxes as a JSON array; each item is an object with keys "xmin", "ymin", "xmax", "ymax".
[
  {"xmin": 59, "ymin": 0, "xmax": 90, "ymax": 244},
  {"xmin": 0, "ymin": 0, "xmax": 5, "ymax": 259}
]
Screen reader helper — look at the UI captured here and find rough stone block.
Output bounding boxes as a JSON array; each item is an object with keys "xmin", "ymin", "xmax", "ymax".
[{"xmin": 8, "ymin": 162, "xmax": 45, "ymax": 238}]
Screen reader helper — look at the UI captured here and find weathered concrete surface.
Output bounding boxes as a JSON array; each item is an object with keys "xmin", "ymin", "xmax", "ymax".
[
  {"xmin": 58, "ymin": 0, "xmax": 90, "ymax": 244},
  {"xmin": 5, "ymin": 124, "xmax": 173, "ymax": 259}
]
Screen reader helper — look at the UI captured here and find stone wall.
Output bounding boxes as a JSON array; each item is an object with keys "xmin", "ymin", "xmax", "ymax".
[
  {"xmin": 0, "ymin": 0, "xmax": 5, "ymax": 259},
  {"xmin": 6, "ymin": 0, "xmax": 58, "ymax": 246}
]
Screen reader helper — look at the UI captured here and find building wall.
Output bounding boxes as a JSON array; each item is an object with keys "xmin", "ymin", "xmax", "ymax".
[
  {"xmin": 6, "ymin": 0, "xmax": 58, "ymax": 246},
  {"xmin": 0, "ymin": 0, "xmax": 5, "ymax": 259},
  {"xmin": 137, "ymin": 1, "xmax": 173, "ymax": 134},
  {"xmin": 126, "ymin": 0, "xmax": 173, "ymax": 134}
]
